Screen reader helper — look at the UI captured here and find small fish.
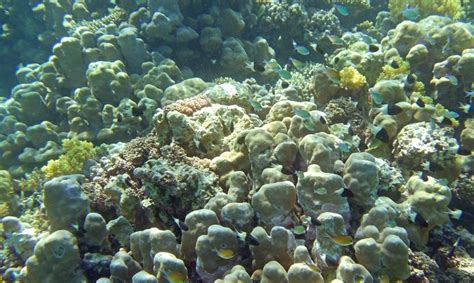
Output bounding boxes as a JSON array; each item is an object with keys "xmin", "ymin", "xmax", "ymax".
[
  {"xmin": 289, "ymin": 57, "xmax": 306, "ymax": 71},
  {"xmin": 303, "ymin": 120, "xmax": 316, "ymax": 131},
  {"xmin": 459, "ymin": 102, "xmax": 471, "ymax": 114},
  {"xmin": 172, "ymin": 217, "xmax": 189, "ymax": 231},
  {"xmin": 415, "ymin": 98, "xmax": 425, "ymax": 108},
  {"xmin": 311, "ymin": 42, "xmax": 326, "ymax": 55},
  {"xmin": 314, "ymin": 187, "xmax": 328, "ymax": 195},
  {"xmin": 440, "ymin": 117, "xmax": 455, "ymax": 127},
  {"xmin": 465, "ymin": 90, "xmax": 474, "ymax": 99},
  {"xmin": 386, "ymin": 220, "xmax": 397, "ymax": 228},
  {"xmin": 292, "ymin": 40, "xmax": 310, "ymax": 56},
  {"xmin": 250, "ymin": 100, "xmax": 263, "ymax": 112},
  {"xmin": 325, "ymin": 68, "xmax": 341, "ymax": 83},
  {"xmin": 215, "ymin": 248, "xmax": 235, "ymax": 259},
  {"xmin": 328, "ymin": 35, "xmax": 344, "ymax": 45},
  {"xmin": 437, "ymin": 178, "xmax": 449, "ymax": 186},
  {"xmin": 296, "ymin": 171, "xmax": 305, "ymax": 180},
  {"xmin": 264, "ymin": 59, "xmax": 281, "ymax": 71},
  {"xmin": 132, "ymin": 106, "xmax": 144, "ymax": 117},
  {"xmin": 370, "ymin": 124, "xmax": 390, "ymax": 143},
  {"xmin": 447, "ymin": 209, "xmax": 463, "ymax": 220},
  {"xmin": 277, "ymin": 69, "xmax": 292, "ymax": 80},
  {"xmin": 293, "ymin": 108, "xmax": 312, "ymax": 120},
  {"xmin": 407, "ymin": 73, "xmax": 416, "ymax": 84},
  {"xmin": 390, "ymin": 60, "xmax": 399, "ymax": 69},
  {"xmin": 245, "ymin": 233, "xmax": 260, "ymax": 246},
  {"xmin": 444, "ymin": 110, "xmax": 460, "ymax": 119},
  {"xmin": 376, "ymin": 104, "xmax": 403, "ymax": 115},
  {"xmin": 319, "ymin": 115, "xmax": 327, "ymax": 124},
  {"xmin": 281, "ymin": 81, "xmax": 289, "ymax": 89},
  {"xmin": 410, "ymin": 213, "xmax": 429, "ymax": 228},
  {"xmin": 165, "ymin": 271, "xmax": 187, "ymax": 283},
  {"xmin": 369, "ymin": 90, "xmax": 384, "ymax": 105},
  {"xmin": 330, "ymin": 235, "xmax": 353, "ymax": 246},
  {"xmin": 442, "ymin": 35, "xmax": 453, "ymax": 54},
  {"xmin": 334, "ymin": 3, "xmax": 349, "ymax": 16},
  {"xmin": 338, "ymin": 142, "xmax": 351, "ymax": 153},
  {"xmin": 117, "ymin": 113, "xmax": 123, "ymax": 122},
  {"xmin": 368, "ymin": 44, "xmax": 379, "ymax": 52},
  {"xmin": 447, "ymin": 238, "xmax": 461, "ymax": 257},
  {"xmin": 445, "ymin": 75, "xmax": 458, "ymax": 86},
  {"xmin": 401, "ymin": 5, "xmax": 421, "ymax": 21},
  {"xmin": 292, "ymin": 225, "xmax": 306, "ymax": 236}
]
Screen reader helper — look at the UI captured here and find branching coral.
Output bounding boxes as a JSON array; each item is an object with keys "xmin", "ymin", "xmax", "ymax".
[
  {"xmin": 377, "ymin": 57, "xmax": 411, "ymax": 81},
  {"xmin": 388, "ymin": 0, "xmax": 463, "ymax": 21},
  {"xmin": 42, "ymin": 139, "xmax": 94, "ymax": 179},
  {"xmin": 339, "ymin": 66, "xmax": 367, "ymax": 90}
]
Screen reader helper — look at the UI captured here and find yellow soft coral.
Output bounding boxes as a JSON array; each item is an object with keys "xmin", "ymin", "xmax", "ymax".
[
  {"xmin": 389, "ymin": 0, "xmax": 463, "ymax": 21},
  {"xmin": 339, "ymin": 66, "xmax": 367, "ymax": 90},
  {"xmin": 42, "ymin": 139, "xmax": 94, "ymax": 179}
]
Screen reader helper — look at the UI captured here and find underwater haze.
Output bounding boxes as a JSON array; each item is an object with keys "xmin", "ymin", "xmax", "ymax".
[{"xmin": 1, "ymin": 0, "xmax": 474, "ymax": 282}]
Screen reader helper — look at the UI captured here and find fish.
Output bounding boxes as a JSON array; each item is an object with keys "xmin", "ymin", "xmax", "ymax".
[
  {"xmin": 415, "ymin": 98, "xmax": 425, "ymax": 108},
  {"xmin": 390, "ymin": 60, "xmax": 399, "ymax": 69},
  {"xmin": 447, "ymin": 209, "xmax": 463, "ymax": 220},
  {"xmin": 370, "ymin": 124, "xmax": 390, "ymax": 143},
  {"xmin": 309, "ymin": 216, "xmax": 322, "ymax": 226},
  {"xmin": 296, "ymin": 171, "xmax": 305, "ymax": 180},
  {"xmin": 407, "ymin": 73, "xmax": 416, "ymax": 84},
  {"xmin": 375, "ymin": 104, "xmax": 403, "ymax": 115},
  {"xmin": 292, "ymin": 40, "xmax": 310, "ymax": 56},
  {"xmin": 293, "ymin": 108, "xmax": 312, "ymax": 120},
  {"xmin": 281, "ymin": 81, "xmax": 289, "ymax": 89},
  {"xmin": 445, "ymin": 75, "xmax": 458, "ymax": 86},
  {"xmin": 165, "ymin": 271, "xmax": 187, "ymax": 283},
  {"xmin": 117, "ymin": 113, "xmax": 123, "ymax": 122},
  {"xmin": 386, "ymin": 220, "xmax": 397, "ymax": 228},
  {"xmin": 292, "ymin": 225, "xmax": 306, "ymax": 236},
  {"xmin": 325, "ymin": 68, "xmax": 341, "ymax": 83},
  {"xmin": 311, "ymin": 42, "xmax": 326, "ymax": 55},
  {"xmin": 334, "ymin": 3, "xmax": 349, "ymax": 16},
  {"xmin": 314, "ymin": 187, "xmax": 327, "ymax": 195},
  {"xmin": 303, "ymin": 120, "xmax": 316, "ymax": 131},
  {"xmin": 132, "ymin": 106, "xmax": 144, "ymax": 117},
  {"xmin": 250, "ymin": 100, "xmax": 263, "ymax": 112},
  {"xmin": 447, "ymin": 238, "xmax": 461, "ymax": 257},
  {"xmin": 277, "ymin": 69, "xmax": 292, "ymax": 80},
  {"xmin": 401, "ymin": 5, "xmax": 421, "ymax": 21},
  {"xmin": 264, "ymin": 59, "xmax": 281, "ymax": 71},
  {"xmin": 215, "ymin": 248, "xmax": 235, "ymax": 259},
  {"xmin": 338, "ymin": 142, "xmax": 351, "ymax": 153},
  {"xmin": 368, "ymin": 44, "xmax": 379, "ymax": 52},
  {"xmin": 459, "ymin": 102, "xmax": 471, "ymax": 114},
  {"xmin": 330, "ymin": 235, "xmax": 353, "ymax": 246},
  {"xmin": 465, "ymin": 90, "xmax": 474, "ymax": 99},
  {"xmin": 369, "ymin": 90, "xmax": 384, "ymax": 105},
  {"xmin": 328, "ymin": 35, "xmax": 344, "ymax": 45},
  {"xmin": 442, "ymin": 35, "xmax": 453, "ymax": 54},
  {"xmin": 306, "ymin": 262, "xmax": 321, "ymax": 273},
  {"xmin": 245, "ymin": 233, "xmax": 260, "ymax": 246},
  {"xmin": 410, "ymin": 213, "xmax": 429, "ymax": 228},
  {"xmin": 172, "ymin": 217, "xmax": 189, "ymax": 231},
  {"xmin": 319, "ymin": 115, "xmax": 327, "ymax": 124},
  {"xmin": 289, "ymin": 57, "xmax": 306, "ymax": 71}
]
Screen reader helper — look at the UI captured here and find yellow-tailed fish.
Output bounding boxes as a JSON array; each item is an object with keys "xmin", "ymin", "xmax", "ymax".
[
  {"xmin": 166, "ymin": 271, "xmax": 187, "ymax": 283},
  {"xmin": 330, "ymin": 235, "xmax": 353, "ymax": 246},
  {"xmin": 216, "ymin": 248, "xmax": 235, "ymax": 259},
  {"xmin": 306, "ymin": 261, "xmax": 321, "ymax": 273}
]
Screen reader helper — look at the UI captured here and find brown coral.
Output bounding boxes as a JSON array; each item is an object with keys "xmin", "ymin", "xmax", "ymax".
[{"xmin": 163, "ymin": 95, "xmax": 211, "ymax": 116}]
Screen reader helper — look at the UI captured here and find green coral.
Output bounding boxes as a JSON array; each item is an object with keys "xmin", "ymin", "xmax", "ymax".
[
  {"xmin": 19, "ymin": 169, "xmax": 45, "ymax": 193},
  {"xmin": 389, "ymin": 0, "xmax": 463, "ymax": 21},
  {"xmin": 42, "ymin": 139, "xmax": 94, "ymax": 179}
]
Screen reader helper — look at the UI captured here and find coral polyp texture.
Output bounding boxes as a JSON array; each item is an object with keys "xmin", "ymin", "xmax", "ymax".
[{"xmin": 0, "ymin": 0, "xmax": 473, "ymax": 282}]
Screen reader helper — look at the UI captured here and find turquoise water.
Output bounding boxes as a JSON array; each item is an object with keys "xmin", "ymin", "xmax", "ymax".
[{"xmin": 0, "ymin": 0, "xmax": 473, "ymax": 282}]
